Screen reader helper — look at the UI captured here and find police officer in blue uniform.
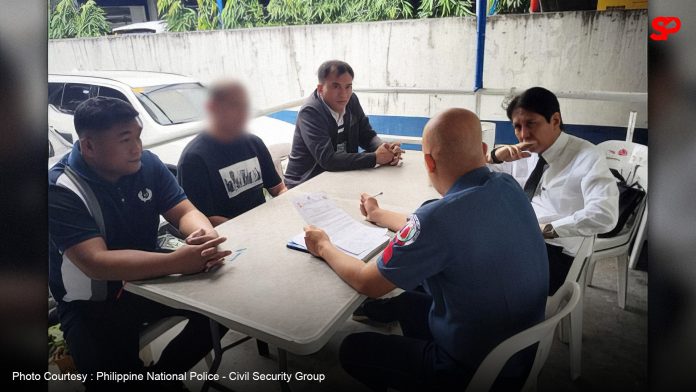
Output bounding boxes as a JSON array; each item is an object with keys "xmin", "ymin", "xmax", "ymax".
[
  {"xmin": 49, "ymin": 97, "xmax": 230, "ymax": 391},
  {"xmin": 304, "ymin": 108, "xmax": 549, "ymax": 390}
]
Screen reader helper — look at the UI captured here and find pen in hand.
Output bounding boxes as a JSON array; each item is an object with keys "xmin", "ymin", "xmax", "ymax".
[{"xmin": 371, "ymin": 192, "xmax": 383, "ymax": 198}]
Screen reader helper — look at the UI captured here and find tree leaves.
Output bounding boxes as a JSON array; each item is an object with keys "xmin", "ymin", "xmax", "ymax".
[
  {"xmin": 197, "ymin": 0, "xmax": 220, "ymax": 30},
  {"xmin": 48, "ymin": 0, "xmax": 529, "ymax": 39},
  {"xmin": 159, "ymin": 0, "xmax": 197, "ymax": 32},
  {"xmin": 221, "ymin": 0, "xmax": 265, "ymax": 29},
  {"xmin": 48, "ymin": 0, "xmax": 110, "ymax": 39},
  {"xmin": 417, "ymin": 0, "xmax": 474, "ymax": 18},
  {"xmin": 48, "ymin": 0, "xmax": 79, "ymax": 39},
  {"xmin": 76, "ymin": 0, "xmax": 111, "ymax": 37}
]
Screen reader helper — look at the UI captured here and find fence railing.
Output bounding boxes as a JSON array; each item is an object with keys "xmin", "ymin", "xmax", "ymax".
[{"xmin": 144, "ymin": 87, "xmax": 647, "ymax": 149}]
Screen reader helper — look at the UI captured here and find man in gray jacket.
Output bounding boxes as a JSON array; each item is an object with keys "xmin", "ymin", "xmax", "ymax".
[{"xmin": 284, "ymin": 60, "xmax": 401, "ymax": 188}]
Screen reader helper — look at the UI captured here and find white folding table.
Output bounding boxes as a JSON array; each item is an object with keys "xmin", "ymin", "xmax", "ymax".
[{"xmin": 125, "ymin": 153, "xmax": 438, "ymax": 391}]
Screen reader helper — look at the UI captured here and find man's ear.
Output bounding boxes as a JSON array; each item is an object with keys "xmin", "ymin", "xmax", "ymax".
[
  {"xmin": 424, "ymin": 153, "xmax": 437, "ymax": 173},
  {"xmin": 317, "ymin": 83, "xmax": 324, "ymax": 95},
  {"xmin": 551, "ymin": 112, "xmax": 562, "ymax": 130},
  {"xmin": 79, "ymin": 136, "xmax": 95, "ymax": 159},
  {"xmin": 482, "ymin": 142, "xmax": 488, "ymax": 157}
]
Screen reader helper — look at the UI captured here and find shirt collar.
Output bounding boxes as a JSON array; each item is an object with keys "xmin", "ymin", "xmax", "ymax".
[
  {"xmin": 540, "ymin": 132, "xmax": 569, "ymax": 164},
  {"xmin": 445, "ymin": 166, "xmax": 492, "ymax": 196}
]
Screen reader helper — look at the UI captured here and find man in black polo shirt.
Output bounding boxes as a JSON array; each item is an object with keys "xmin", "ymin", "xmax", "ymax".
[
  {"xmin": 178, "ymin": 80, "xmax": 287, "ymax": 226},
  {"xmin": 284, "ymin": 60, "xmax": 402, "ymax": 188},
  {"xmin": 49, "ymin": 97, "xmax": 230, "ymax": 390}
]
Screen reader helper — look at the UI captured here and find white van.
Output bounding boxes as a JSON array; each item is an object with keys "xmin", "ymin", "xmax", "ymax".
[{"xmin": 48, "ymin": 70, "xmax": 293, "ymax": 170}]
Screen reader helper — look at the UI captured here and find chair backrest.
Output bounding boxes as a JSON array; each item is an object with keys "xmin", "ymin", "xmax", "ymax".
[
  {"xmin": 465, "ymin": 281, "xmax": 582, "ymax": 392},
  {"xmin": 565, "ymin": 236, "xmax": 595, "ymax": 289},
  {"xmin": 597, "ymin": 140, "xmax": 648, "ymax": 190}
]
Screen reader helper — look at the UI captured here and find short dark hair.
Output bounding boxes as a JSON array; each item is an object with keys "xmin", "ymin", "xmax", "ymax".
[
  {"xmin": 74, "ymin": 96, "xmax": 140, "ymax": 137},
  {"xmin": 506, "ymin": 87, "xmax": 564, "ymax": 130},
  {"xmin": 317, "ymin": 60, "xmax": 354, "ymax": 83}
]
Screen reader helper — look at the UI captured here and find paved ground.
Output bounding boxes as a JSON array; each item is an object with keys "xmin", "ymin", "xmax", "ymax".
[{"xmin": 49, "ymin": 256, "xmax": 647, "ymax": 392}]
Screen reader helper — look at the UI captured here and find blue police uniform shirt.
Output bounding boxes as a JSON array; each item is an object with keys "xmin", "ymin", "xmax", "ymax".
[
  {"xmin": 48, "ymin": 143, "xmax": 187, "ymax": 303},
  {"xmin": 177, "ymin": 133, "xmax": 281, "ymax": 219},
  {"xmin": 378, "ymin": 166, "xmax": 549, "ymax": 376}
]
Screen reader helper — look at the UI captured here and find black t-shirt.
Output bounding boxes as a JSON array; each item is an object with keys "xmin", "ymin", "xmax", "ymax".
[{"xmin": 177, "ymin": 132, "xmax": 282, "ymax": 219}]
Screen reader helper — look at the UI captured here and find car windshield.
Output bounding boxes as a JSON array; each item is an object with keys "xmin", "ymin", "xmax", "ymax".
[{"xmin": 135, "ymin": 83, "xmax": 206, "ymax": 125}]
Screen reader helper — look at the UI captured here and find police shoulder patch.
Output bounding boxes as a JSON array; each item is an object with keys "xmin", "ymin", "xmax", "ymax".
[
  {"xmin": 381, "ymin": 214, "xmax": 422, "ymax": 265},
  {"xmin": 394, "ymin": 214, "xmax": 421, "ymax": 247}
]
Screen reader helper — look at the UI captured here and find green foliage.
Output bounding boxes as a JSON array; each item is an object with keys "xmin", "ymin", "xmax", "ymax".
[
  {"xmin": 418, "ymin": 0, "xmax": 474, "ymax": 18},
  {"xmin": 489, "ymin": 0, "xmax": 529, "ymax": 14},
  {"xmin": 267, "ymin": 0, "xmax": 414, "ymax": 25},
  {"xmin": 197, "ymin": 0, "xmax": 220, "ymax": 30},
  {"xmin": 357, "ymin": 0, "xmax": 414, "ymax": 22},
  {"xmin": 48, "ymin": 0, "xmax": 110, "ymax": 39},
  {"xmin": 158, "ymin": 0, "xmax": 197, "ymax": 32},
  {"xmin": 50, "ymin": 0, "xmax": 529, "ymax": 38},
  {"xmin": 48, "ymin": 0, "xmax": 79, "ymax": 39},
  {"xmin": 75, "ymin": 0, "xmax": 111, "ymax": 37},
  {"xmin": 221, "ymin": 0, "xmax": 265, "ymax": 29},
  {"xmin": 308, "ymin": 0, "xmax": 351, "ymax": 24},
  {"xmin": 48, "ymin": 324, "xmax": 68, "ymax": 357},
  {"xmin": 265, "ymin": 0, "xmax": 312, "ymax": 26}
]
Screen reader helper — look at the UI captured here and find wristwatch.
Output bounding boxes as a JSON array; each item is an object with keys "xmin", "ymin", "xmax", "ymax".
[
  {"xmin": 542, "ymin": 224, "xmax": 558, "ymax": 239},
  {"xmin": 490, "ymin": 147, "xmax": 503, "ymax": 164}
]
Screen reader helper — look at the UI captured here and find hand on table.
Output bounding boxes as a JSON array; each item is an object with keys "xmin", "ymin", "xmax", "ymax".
[
  {"xmin": 359, "ymin": 193, "xmax": 381, "ymax": 223},
  {"xmin": 375, "ymin": 143, "xmax": 397, "ymax": 165},
  {"xmin": 304, "ymin": 225, "xmax": 333, "ymax": 259},
  {"xmin": 492, "ymin": 142, "xmax": 535, "ymax": 162},
  {"xmin": 185, "ymin": 228, "xmax": 220, "ymax": 245},
  {"xmin": 384, "ymin": 142, "xmax": 404, "ymax": 166},
  {"xmin": 173, "ymin": 235, "xmax": 230, "ymax": 274}
]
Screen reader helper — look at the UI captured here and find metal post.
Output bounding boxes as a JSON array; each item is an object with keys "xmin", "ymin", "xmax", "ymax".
[
  {"xmin": 626, "ymin": 111, "xmax": 637, "ymax": 142},
  {"xmin": 216, "ymin": 0, "xmax": 224, "ymax": 28},
  {"xmin": 474, "ymin": 0, "xmax": 487, "ymax": 91}
]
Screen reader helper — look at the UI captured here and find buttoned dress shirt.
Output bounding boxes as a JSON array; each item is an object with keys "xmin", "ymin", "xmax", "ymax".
[
  {"xmin": 321, "ymin": 95, "xmax": 382, "ymax": 167},
  {"xmin": 489, "ymin": 132, "xmax": 619, "ymax": 255},
  {"xmin": 320, "ymin": 96, "xmax": 346, "ymax": 151}
]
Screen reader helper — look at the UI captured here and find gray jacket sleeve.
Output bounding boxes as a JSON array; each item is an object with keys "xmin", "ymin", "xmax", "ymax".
[{"xmin": 297, "ymin": 106, "xmax": 377, "ymax": 171}]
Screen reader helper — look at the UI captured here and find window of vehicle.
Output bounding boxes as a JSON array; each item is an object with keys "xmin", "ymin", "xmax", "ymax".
[
  {"xmin": 98, "ymin": 86, "xmax": 129, "ymax": 102},
  {"xmin": 48, "ymin": 82, "xmax": 65, "ymax": 108},
  {"xmin": 134, "ymin": 83, "xmax": 206, "ymax": 125},
  {"xmin": 60, "ymin": 83, "xmax": 95, "ymax": 113}
]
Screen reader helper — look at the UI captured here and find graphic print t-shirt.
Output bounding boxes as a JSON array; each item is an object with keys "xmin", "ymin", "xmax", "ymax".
[{"xmin": 178, "ymin": 133, "xmax": 282, "ymax": 219}]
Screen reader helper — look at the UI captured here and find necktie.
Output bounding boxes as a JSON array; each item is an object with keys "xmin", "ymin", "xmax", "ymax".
[{"xmin": 524, "ymin": 155, "xmax": 547, "ymax": 201}]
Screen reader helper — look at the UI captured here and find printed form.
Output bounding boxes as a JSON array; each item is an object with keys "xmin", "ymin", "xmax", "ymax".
[{"xmin": 289, "ymin": 192, "xmax": 390, "ymax": 258}]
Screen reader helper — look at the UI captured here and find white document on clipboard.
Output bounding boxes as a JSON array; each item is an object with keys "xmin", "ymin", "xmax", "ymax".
[{"xmin": 288, "ymin": 192, "xmax": 390, "ymax": 260}]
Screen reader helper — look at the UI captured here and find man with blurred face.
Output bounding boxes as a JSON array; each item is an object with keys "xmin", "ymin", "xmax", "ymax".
[
  {"xmin": 488, "ymin": 87, "xmax": 619, "ymax": 294},
  {"xmin": 284, "ymin": 60, "xmax": 402, "ymax": 188},
  {"xmin": 178, "ymin": 80, "xmax": 287, "ymax": 227},
  {"xmin": 49, "ymin": 97, "xmax": 228, "ymax": 390},
  {"xmin": 303, "ymin": 108, "xmax": 548, "ymax": 390}
]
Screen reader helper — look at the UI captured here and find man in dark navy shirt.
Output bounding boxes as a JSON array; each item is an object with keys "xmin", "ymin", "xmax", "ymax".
[
  {"xmin": 178, "ymin": 80, "xmax": 287, "ymax": 226},
  {"xmin": 304, "ymin": 108, "xmax": 549, "ymax": 390},
  {"xmin": 49, "ymin": 97, "xmax": 230, "ymax": 390}
]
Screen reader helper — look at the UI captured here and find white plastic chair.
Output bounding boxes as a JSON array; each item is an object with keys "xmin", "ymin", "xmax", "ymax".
[
  {"xmin": 587, "ymin": 141, "xmax": 648, "ymax": 309},
  {"xmin": 466, "ymin": 281, "xmax": 582, "ymax": 392},
  {"xmin": 557, "ymin": 236, "xmax": 595, "ymax": 381}
]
